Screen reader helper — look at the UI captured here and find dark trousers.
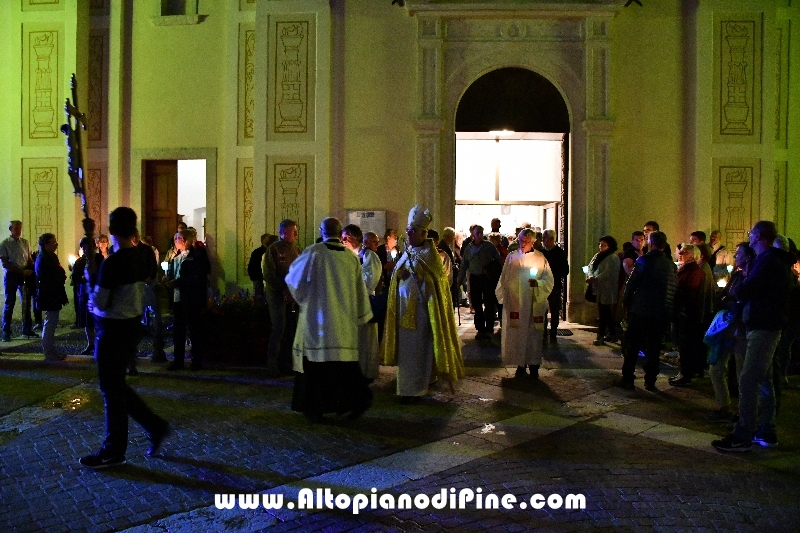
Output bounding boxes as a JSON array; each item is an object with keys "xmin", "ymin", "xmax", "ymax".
[
  {"xmin": 598, "ymin": 303, "xmax": 617, "ymax": 338},
  {"xmin": 469, "ymin": 273, "xmax": 496, "ymax": 333},
  {"xmin": 3, "ymin": 272, "xmax": 32, "ymax": 334},
  {"xmin": 544, "ymin": 289, "xmax": 561, "ymax": 338},
  {"xmin": 774, "ymin": 320, "xmax": 800, "ymax": 413},
  {"xmin": 292, "ymin": 358, "xmax": 372, "ymax": 418},
  {"xmin": 96, "ymin": 317, "xmax": 165, "ymax": 456},
  {"xmin": 679, "ymin": 318, "xmax": 706, "ymax": 378},
  {"xmin": 253, "ymin": 280, "xmax": 265, "ymax": 303},
  {"xmin": 622, "ymin": 313, "xmax": 667, "ymax": 386},
  {"xmin": 172, "ymin": 300, "xmax": 204, "ymax": 366}
]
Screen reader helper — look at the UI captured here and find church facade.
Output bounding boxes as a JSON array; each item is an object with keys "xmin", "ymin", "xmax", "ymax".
[{"xmin": 1, "ymin": 0, "xmax": 798, "ymax": 323}]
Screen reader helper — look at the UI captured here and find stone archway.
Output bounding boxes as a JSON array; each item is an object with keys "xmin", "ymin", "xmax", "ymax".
[{"xmin": 407, "ymin": 2, "xmax": 619, "ymax": 324}]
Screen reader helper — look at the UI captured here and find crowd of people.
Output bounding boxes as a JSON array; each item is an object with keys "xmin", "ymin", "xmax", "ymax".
[
  {"xmin": 1, "ymin": 209, "xmax": 798, "ymax": 461},
  {"xmin": 599, "ymin": 220, "xmax": 800, "ymax": 452}
]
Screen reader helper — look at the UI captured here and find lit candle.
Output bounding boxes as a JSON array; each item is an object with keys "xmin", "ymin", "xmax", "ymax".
[
  {"xmin": 529, "ymin": 267, "xmax": 538, "ymax": 278},
  {"xmin": 390, "ymin": 250, "xmax": 397, "ymax": 260},
  {"xmin": 717, "ymin": 278, "xmax": 727, "ymax": 288},
  {"xmin": 582, "ymin": 265, "xmax": 589, "ymax": 275},
  {"xmin": 68, "ymin": 254, "xmax": 77, "ymax": 267},
  {"xmin": 160, "ymin": 261, "xmax": 168, "ymax": 273},
  {"xmin": 726, "ymin": 265, "xmax": 734, "ymax": 273}
]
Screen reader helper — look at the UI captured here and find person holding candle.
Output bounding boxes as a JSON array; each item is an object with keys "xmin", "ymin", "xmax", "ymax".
[
  {"xmin": 495, "ymin": 228, "xmax": 554, "ymax": 379},
  {"xmin": 587, "ymin": 235, "xmax": 621, "ymax": 346}
]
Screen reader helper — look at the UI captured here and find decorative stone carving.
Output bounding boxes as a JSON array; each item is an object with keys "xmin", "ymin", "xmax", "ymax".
[
  {"xmin": 237, "ymin": 160, "xmax": 254, "ymax": 281},
  {"xmin": 22, "ymin": 0, "xmax": 64, "ymax": 11},
  {"xmin": 88, "ymin": 31, "xmax": 109, "ymax": 147},
  {"xmin": 444, "ymin": 18, "xmax": 582, "ymax": 42},
  {"xmin": 276, "ymin": 22, "xmax": 308, "ymax": 133},
  {"xmin": 238, "ymin": 24, "xmax": 255, "ymax": 145},
  {"xmin": 775, "ymin": 22, "xmax": 789, "ymax": 148},
  {"xmin": 713, "ymin": 14, "xmax": 761, "ymax": 143},
  {"xmin": 86, "ymin": 168, "xmax": 103, "ymax": 225},
  {"xmin": 267, "ymin": 16, "xmax": 316, "ymax": 141},
  {"xmin": 268, "ymin": 158, "xmax": 314, "ymax": 247},
  {"xmin": 714, "ymin": 159, "xmax": 760, "ymax": 251},
  {"xmin": 22, "ymin": 159, "xmax": 61, "ymax": 240},
  {"xmin": 24, "ymin": 29, "xmax": 61, "ymax": 143}
]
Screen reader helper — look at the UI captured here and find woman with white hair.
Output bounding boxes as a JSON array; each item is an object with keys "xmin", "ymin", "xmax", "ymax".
[{"xmin": 670, "ymin": 243, "xmax": 708, "ymax": 386}]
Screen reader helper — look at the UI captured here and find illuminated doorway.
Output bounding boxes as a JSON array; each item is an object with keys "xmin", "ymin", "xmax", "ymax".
[{"xmin": 455, "ymin": 67, "xmax": 570, "ymax": 318}]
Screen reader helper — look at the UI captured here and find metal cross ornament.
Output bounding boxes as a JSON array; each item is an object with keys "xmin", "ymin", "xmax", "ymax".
[{"xmin": 61, "ymin": 73, "xmax": 97, "ymax": 262}]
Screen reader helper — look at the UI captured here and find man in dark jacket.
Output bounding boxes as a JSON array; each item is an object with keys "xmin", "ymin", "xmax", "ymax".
[
  {"xmin": 618, "ymin": 231, "xmax": 678, "ymax": 391},
  {"xmin": 713, "ymin": 221, "xmax": 794, "ymax": 452},
  {"xmin": 542, "ymin": 229, "xmax": 569, "ymax": 342},
  {"xmin": 35, "ymin": 233, "xmax": 69, "ymax": 361},
  {"xmin": 247, "ymin": 234, "xmax": 273, "ymax": 303}
]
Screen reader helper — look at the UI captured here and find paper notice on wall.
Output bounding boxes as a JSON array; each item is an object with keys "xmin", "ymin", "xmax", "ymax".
[{"xmin": 346, "ymin": 210, "xmax": 386, "ymax": 238}]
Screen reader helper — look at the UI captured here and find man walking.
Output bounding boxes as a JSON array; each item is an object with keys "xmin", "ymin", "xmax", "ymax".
[
  {"xmin": 712, "ymin": 221, "xmax": 794, "ymax": 451},
  {"xmin": 618, "ymin": 231, "xmax": 677, "ymax": 391},
  {"xmin": 262, "ymin": 220, "xmax": 301, "ymax": 376},
  {"xmin": 80, "ymin": 207, "xmax": 169, "ymax": 468},
  {"xmin": 458, "ymin": 225, "xmax": 501, "ymax": 339},
  {"xmin": 0, "ymin": 220, "xmax": 34, "ymax": 341}
]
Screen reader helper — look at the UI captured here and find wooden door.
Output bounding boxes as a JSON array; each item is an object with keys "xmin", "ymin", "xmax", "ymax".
[
  {"xmin": 542, "ymin": 202, "xmax": 560, "ymax": 240},
  {"xmin": 144, "ymin": 160, "xmax": 178, "ymax": 257}
]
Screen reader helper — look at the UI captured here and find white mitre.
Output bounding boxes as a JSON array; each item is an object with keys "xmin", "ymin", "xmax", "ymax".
[{"xmin": 407, "ymin": 205, "xmax": 432, "ymax": 230}]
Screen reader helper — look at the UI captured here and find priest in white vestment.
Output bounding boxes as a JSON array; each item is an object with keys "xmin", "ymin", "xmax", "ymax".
[
  {"xmin": 381, "ymin": 205, "xmax": 464, "ymax": 403},
  {"xmin": 495, "ymin": 228, "xmax": 554, "ymax": 379},
  {"xmin": 286, "ymin": 217, "xmax": 373, "ymax": 422},
  {"xmin": 342, "ymin": 224, "xmax": 382, "ymax": 381}
]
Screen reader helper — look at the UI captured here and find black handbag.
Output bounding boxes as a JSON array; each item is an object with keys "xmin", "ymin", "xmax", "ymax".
[{"xmin": 584, "ymin": 285, "xmax": 596, "ymax": 303}]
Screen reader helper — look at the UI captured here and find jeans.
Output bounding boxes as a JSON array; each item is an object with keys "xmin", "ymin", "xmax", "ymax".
[
  {"xmin": 172, "ymin": 300, "xmax": 204, "ymax": 366},
  {"xmin": 3, "ymin": 272, "xmax": 33, "ymax": 334},
  {"xmin": 469, "ymin": 273, "xmax": 496, "ymax": 333},
  {"xmin": 42, "ymin": 309, "xmax": 60, "ymax": 358},
  {"xmin": 544, "ymin": 289, "xmax": 561, "ymax": 337},
  {"xmin": 96, "ymin": 317, "xmax": 166, "ymax": 456},
  {"xmin": 622, "ymin": 313, "xmax": 667, "ymax": 386},
  {"xmin": 709, "ymin": 333, "xmax": 746, "ymax": 410},
  {"xmin": 733, "ymin": 329, "xmax": 781, "ymax": 440}
]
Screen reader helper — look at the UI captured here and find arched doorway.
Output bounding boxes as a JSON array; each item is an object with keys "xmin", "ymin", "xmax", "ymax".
[
  {"xmin": 409, "ymin": 4, "xmax": 616, "ymax": 324},
  {"xmin": 454, "ymin": 67, "xmax": 570, "ymax": 322},
  {"xmin": 454, "ymin": 67, "xmax": 570, "ymax": 245}
]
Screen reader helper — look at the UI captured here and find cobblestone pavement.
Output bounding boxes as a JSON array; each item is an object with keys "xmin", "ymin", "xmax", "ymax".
[{"xmin": 1, "ymin": 319, "xmax": 798, "ymax": 532}]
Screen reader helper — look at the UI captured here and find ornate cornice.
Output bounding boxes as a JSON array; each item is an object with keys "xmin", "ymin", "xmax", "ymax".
[{"xmin": 406, "ymin": 0, "xmax": 622, "ymax": 18}]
